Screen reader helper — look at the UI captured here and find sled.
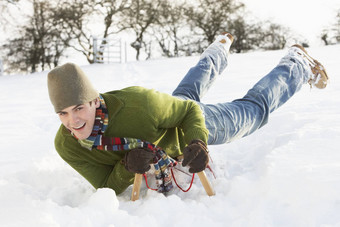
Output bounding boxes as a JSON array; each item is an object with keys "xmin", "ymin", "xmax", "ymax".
[{"xmin": 131, "ymin": 170, "xmax": 214, "ymax": 201}]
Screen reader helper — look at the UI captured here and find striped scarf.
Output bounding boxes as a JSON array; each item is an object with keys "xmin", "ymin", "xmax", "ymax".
[{"xmin": 76, "ymin": 95, "xmax": 175, "ymax": 193}]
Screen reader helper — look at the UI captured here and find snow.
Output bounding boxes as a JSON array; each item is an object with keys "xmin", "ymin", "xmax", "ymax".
[{"xmin": 1, "ymin": 45, "xmax": 340, "ymax": 227}]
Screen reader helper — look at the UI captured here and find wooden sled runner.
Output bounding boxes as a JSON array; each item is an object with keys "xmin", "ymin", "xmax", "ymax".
[{"xmin": 131, "ymin": 170, "xmax": 215, "ymax": 201}]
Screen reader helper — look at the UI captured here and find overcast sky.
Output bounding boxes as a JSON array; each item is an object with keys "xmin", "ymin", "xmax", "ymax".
[{"xmin": 242, "ymin": 0, "xmax": 340, "ymax": 46}]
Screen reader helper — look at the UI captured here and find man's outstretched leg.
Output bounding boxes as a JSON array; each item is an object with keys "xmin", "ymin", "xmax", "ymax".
[
  {"xmin": 202, "ymin": 45, "xmax": 329, "ymax": 145},
  {"xmin": 172, "ymin": 33, "xmax": 234, "ymax": 101}
]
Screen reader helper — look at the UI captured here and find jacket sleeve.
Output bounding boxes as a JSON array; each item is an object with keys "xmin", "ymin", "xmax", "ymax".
[
  {"xmin": 55, "ymin": 127, "xmax": 135, "ymax": 195},
  {"xmin": 62, "ymin": 155, "xmax": 135, "ymax": 195},
  {"xmin": 146, "ymin": 89, "xmax": 209, "ymax": 144}
]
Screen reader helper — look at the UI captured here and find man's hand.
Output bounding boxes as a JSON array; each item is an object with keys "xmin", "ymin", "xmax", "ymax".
[
  {"xmin": 124, "ymin": 148, "xmax": 156, "ymax": 174},
  {"xmin": 182, "ymin": 139, "xmax": 209, "ymax": 173}
]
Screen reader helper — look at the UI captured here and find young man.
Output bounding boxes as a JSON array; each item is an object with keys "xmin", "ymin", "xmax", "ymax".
[{"xmin": 48, "ymin": 33, "xmax": 328, "ymax": 195}]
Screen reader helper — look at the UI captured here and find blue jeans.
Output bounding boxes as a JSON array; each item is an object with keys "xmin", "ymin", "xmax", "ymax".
[{"xmin": 172, "ymin": 48, "xmax": 310, "ymax": 145}]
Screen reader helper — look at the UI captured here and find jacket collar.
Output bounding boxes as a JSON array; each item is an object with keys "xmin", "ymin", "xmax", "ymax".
[{"xmin": 100, "ymin": 92, "xmax": 124, "ymax": 120}]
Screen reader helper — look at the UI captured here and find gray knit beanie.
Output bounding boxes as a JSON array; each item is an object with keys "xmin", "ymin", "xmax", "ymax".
[{"xmin": 47, "ymin": 63, "xmax": 99, "ymax": 112}]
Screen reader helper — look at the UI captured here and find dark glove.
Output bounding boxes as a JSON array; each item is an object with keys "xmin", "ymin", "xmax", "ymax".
[
  {"xmin": 124, "ymin": 148, "xmax": 156, "ymax": 174},
  {"xmin": 182, "ymin": 139, "xmax": 209, "ymax": 173}
]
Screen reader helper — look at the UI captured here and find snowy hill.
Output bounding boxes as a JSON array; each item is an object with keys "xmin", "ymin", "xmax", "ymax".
[{"xmin": 0, "ymin": 45, "xmax": 340, "ymax": 227}]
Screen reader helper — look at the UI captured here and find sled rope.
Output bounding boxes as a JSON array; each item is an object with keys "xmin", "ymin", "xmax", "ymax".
[
  {"xmin": 170, "ymin": 169, "xmax": 195, "ymax": 192},
  {"xmin": 142, "ymin": 169, "xmax": 196, "ymax": 192},
  {"xmin": 131, "ymin": 163, "xmax": 216, "ymax": 200}
]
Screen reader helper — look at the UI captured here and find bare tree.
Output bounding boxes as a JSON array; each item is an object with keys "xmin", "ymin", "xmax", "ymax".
[
  {"xmin": 321, "ymin": 30, "xmax": 329, "ymax": 46},
  {"xmin": 185, "ymin": 0, "xmax": 244, "ymax": 45},
  {"xmin": 154, "ymin": 1, "xmax": 188, "ymax": 57},
  {"xmin": 54, "ymin": 0, "xmax": 130, "ymax": 63},
  {"xmin": 53, "ymin": 0, "xmax": 96, "ymax": 63},
  {"xmin": 228, "ymin": 15, "xmax": 293, "ymax": 53},
  {"xmin": 259, "ymin": 22, "xmax": 291, "ymax": 50},
  {"xmin": 120, "ymin": 0, "xmax": 161, "ymax": 60},
  {"xmin": 319, "ymin": 9, "xmax": 340, "ymax": 45},
  {"xmin": 335, "ymin": 10, "xmax": 340, "ymax": 43},
  {"xmin": 91, "ymin": 0, "xmax": 131, "ymax": 60},
  {"xmin": 227, "ymin": 16, "xmax": 261, "ymax": 53},
  {"xmin": 2, "ymin": 0, "xmax": 68, "ymax": 73}
]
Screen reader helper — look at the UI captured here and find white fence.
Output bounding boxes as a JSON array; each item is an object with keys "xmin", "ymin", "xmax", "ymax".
[{"xmin": 93, "ymin": 37, "xmax": 127, "ymax": 64}]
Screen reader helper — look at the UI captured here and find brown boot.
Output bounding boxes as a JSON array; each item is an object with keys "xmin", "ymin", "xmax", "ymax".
[
  {"xmin": 291, "ymin": 44, "xmax": 329, "ymax": 89},
  {"xmin": 200, "ymin": 32, "xmax": 234, "ymax": 59},
  {"xmin": 219, "ymin": 32, "xmax": 234, "ymax": 44}
]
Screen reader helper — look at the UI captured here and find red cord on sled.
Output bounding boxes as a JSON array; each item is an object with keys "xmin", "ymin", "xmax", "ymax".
[
  {"xmin": 171, "ymin": 168, "xmax": 195, "ymax": 192},
  {"xmin": 142, "ymin": 174, "xmax": 158, "ymax": 191},
  {"xmin": 142, "ymin": 169, "xmax": 195, "ymax": 192}
]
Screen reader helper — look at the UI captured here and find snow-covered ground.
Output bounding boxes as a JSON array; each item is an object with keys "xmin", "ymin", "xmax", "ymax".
[{"xmin": 0, "ymin": 45, "xmax": 340, "ymax": 227}]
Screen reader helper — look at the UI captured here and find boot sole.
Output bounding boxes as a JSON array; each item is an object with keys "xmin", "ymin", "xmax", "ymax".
[
  {"xmin": 220, "ymin": 32, "xmax": 234, "ymax": 44},
  {"xmin": 292, "ymin": 44, "xmax": 328, "ymax": 89}
]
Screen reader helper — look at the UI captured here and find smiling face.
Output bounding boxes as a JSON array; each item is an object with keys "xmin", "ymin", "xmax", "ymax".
[{"xmin": 58, "ymin": 99, "xmax": 100, "ymax": 140}]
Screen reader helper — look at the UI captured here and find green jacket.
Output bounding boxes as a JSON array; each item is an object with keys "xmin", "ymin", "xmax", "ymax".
[{"xmin": 54, "ymin": 86, "xmax": 209, "ymax": 194}]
